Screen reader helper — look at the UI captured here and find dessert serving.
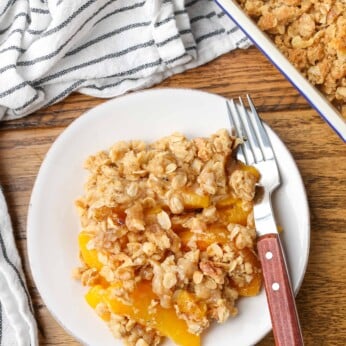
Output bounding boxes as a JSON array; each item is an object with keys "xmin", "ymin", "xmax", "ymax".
[
  {"xmin": 73, "ymin": 129, "xmax": 262, "ymax": 346},
  {"xmin": 236, "ymin": 0, "xmax": 346, "ymax": 118}
]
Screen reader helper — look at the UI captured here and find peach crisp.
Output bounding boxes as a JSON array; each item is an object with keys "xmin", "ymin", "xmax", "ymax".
[{"xmin": 73, "ymin": 130, "xmax": 262, "ymax": 346}]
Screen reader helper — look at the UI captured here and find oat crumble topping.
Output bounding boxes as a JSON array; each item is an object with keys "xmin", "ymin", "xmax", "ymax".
[
  {"xmin": 237, "ymin": 0, "xmax": 346, "ymax": 117},
  {"xmin": 74, "ymin": 130, "xmax": 262, "ymax": 346}
]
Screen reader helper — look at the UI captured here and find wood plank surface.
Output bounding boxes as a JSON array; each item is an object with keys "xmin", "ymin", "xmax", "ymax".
[{"xmin": 0, "ymin": 47, "xmax": 345, "ymax": 346}]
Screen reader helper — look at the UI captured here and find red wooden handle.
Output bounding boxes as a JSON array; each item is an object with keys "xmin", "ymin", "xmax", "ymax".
[{"xmin": 257, "ymin": 234, "xmax": 304, "ymax": 346}]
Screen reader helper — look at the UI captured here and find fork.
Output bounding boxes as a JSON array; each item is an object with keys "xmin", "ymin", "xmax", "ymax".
[{"xmin": 227, "ymin": 95, "xmax": 304, "ymax": 346}]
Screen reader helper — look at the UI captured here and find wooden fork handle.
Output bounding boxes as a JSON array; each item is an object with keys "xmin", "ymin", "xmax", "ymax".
[{"xmin": 257, "ymin": 234, "xmax": 304, "ymax": 346}]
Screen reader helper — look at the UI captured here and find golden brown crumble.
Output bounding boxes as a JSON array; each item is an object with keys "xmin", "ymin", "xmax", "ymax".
[
  {"xmin": 237, "ymin": 0, "xmax": 346, "ymax": 117},
  {"xmin": 74, "ymin": 130, "xmax": 262, "ymax": 346}
]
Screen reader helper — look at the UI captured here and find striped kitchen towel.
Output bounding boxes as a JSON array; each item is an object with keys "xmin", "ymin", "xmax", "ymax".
[
  {"xmin": 0, "ymin": 189, "xmax": 38, "ymax": 346},
  {"xmin": 0, "ymin": 0, "xmax": 251, "ymax": 121},
  {"xmin": 0, "ymin": 0, "xmax": 251, "ymax": 345}
]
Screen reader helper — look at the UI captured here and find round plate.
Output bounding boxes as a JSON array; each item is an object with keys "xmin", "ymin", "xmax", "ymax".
[{"xmin": 27, "ymin": 88, "xmax": 310, "ymax": 346}]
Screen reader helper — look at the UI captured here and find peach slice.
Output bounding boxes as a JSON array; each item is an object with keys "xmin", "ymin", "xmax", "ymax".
[
  {"xmin": 221, "ymin": 204, "xmax": 249, "ymax": 226},
  {"xmin": 85, "ymin": 285, "xmax": 111, "ymax": 321},
  {"xmin": 78, "ymin": 231, "xmax": 102, "ymax": 271},
  {"xmin": 181, "ymin": 190, "xmax": 210, "ymax": 210},
  {"xmin": 85, "ymin": 281, "xmax": 201, "ymax": 346},
  {"xmin": 174, "ymin": 290, "xmax": 207, "ymax": 321}
]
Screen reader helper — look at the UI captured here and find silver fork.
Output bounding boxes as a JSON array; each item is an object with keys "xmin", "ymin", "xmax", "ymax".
[{"xmin": 227, "ymin": 95, "xmax": 304, "ymax": 346}]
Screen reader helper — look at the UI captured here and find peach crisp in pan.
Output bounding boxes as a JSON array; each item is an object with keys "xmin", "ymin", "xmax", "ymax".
[{"xmin": 236, "ymin": 0, "xmax": 346, "ymax": 118}]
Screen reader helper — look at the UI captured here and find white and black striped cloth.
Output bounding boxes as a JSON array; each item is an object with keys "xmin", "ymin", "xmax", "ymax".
[
  {"xmin": 0, "ymin": 0, "xmax": 251, "ymax": 345},
  {"xmin": 0, "ymin": 0, "xmax": 251, "ymax": 120},
  {"xmin": 0, "ymin": 189, "xmax": 38, "ymax": 346}
]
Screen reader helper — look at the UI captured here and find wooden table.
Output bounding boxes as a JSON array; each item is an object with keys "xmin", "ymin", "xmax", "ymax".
[{"xmin": 1, "ymin": 46, "xmax": 345, "ymax": 346}]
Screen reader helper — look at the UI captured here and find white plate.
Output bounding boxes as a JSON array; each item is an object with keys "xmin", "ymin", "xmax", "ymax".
[
  {"xmin": 27, "ymin": 88, "xmax": 310, "ymax": 346},
  {"xmin": 215, "ymin": 0, "xmax": 346, "ymax": 142}
]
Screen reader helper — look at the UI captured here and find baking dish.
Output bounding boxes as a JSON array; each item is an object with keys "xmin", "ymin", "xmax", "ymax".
[{"xmin": 215, "ymin": 0, "xmax": 346, "ymax": 142}]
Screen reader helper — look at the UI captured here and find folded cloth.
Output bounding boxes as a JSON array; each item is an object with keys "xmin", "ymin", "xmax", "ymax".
[
  {"xmin": 0, "ymin": 0, "xmax": 251, "ymax": 121},
  {"xmin": 0, "ymin": 189, "xmax": 38, "ymax": 346},
  {"xmin": 0, "ymin": 0, "xmax": 251, "ymax": 345}
]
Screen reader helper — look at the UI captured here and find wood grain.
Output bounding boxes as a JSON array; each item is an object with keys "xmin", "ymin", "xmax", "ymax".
[{"xmin": 0, "ymin": 47, "xmax": 345, "ymax": 346}]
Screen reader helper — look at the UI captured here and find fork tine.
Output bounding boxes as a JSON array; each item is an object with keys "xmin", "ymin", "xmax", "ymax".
[
  {"xmin": 238, "ymin": 97, "xmax": 264, "ymax": 164},
  {"xmin": 246, "ymin": 95, "xmax": 274, "ymax": 160},
  {"xmin": 226, "ymin": 100, "xmax": 238, "ymax": 137},
  {"xmin": 227, "ymin": 99, "xmax": 255, "ymax": 165},
  {"xmin": 226, "ymin": 100, "xmax": 246, "ymax": 163}
]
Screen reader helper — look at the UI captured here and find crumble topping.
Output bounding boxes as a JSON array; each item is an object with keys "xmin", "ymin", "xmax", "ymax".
[
  {"xmin": 74, "ymin": 130, "xmax": 262, "ymax": 346},
  {"xmin": 237, "ymin": 0, "xmax": 346, "ymax": 117}
]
